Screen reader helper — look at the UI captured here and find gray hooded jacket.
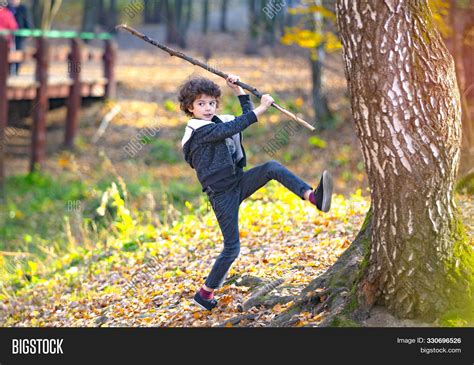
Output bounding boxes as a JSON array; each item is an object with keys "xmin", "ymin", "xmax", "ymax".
[{"xmin": 181, "ymin": 95, "xmax": 257, "ymax": 191}]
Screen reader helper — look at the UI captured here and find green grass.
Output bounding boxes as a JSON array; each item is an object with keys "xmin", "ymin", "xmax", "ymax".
[
  {"xmin": 0, "ymin": 168, "xmax": 203, "ymax": 282},
  {"xmin": 1, "ymin": 172, "xmax": 89, "ymax": 251},
  {"xmin": 456, "ymin": 171, "xmax": 474, "ymax": 195},
  {"xmin": 145, "ymin": 139, "xmax": 182, "ymax": 165}
]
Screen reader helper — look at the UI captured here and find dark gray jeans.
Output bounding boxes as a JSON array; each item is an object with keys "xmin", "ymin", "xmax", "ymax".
[{"xmin": 204, "ymin": 160, "xmax": 312, "ymax": 289}]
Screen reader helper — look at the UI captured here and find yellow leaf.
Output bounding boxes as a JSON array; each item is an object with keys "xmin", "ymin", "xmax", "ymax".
[
  {"xmin": 295, "ymin": 320, "xmax": 306, "ymax": 327},
  {"xmin": 220, "ymin": 295, "xmax": 233, "ymax": 305},
  {"xmin": 295, "ymin": 97, "xmax": 304, "ymax": 108},
  {"xmin": 310, "ymin": 313, "xmax": 324, "ymax": 322},
  {"xmin": 269, "ymin": 114, "xmax": 279, "ymax": 123},
  {"xmin": 58, "ymin": 156, "xmax": 70, "ymax": 168}
]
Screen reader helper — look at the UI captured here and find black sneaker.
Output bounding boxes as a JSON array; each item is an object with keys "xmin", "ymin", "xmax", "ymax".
[
  {"xmin": 193, "ymin": 292, "xmax": 218, "ymax": 311},
  {"xmin": 314, "ymin": 170, "xmax": 333, "ymax": 213}
]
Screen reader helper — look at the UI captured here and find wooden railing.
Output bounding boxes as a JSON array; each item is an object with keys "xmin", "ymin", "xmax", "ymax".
[{"xmin": 0, "ymin": 30, "xmax": 117, "ymax": 198}]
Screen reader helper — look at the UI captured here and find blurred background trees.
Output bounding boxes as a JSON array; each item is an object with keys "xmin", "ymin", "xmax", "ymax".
[{"xmin": 17, "ymin": 0, "xmax": 474, "ymax": 169}]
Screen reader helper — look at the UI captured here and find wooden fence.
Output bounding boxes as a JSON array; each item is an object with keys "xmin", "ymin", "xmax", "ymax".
[{"xmin": 0, "ymin": 30, "xmax": 117, "ymax": 199}]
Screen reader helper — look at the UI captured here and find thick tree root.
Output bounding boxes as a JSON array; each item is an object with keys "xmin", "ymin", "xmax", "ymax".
[
  {"xmin": 217, "ymin": 313, "xmax": 259, "ymax": 327},
  {"xmin": 268, "ymin": 211, "xmax": 373, "ymax": 327},
  {"xmin": 224, "ymin": 274, "xmax": 264, "ymax": 288},
  {"xmin": 239, "ymin": 278, "xmax": 285, "ymax": 312}
]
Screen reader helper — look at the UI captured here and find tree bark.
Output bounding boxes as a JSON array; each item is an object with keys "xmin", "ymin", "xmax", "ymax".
[{"xmin": 336, "ymin": 0, "xmax": 473, "ymax": 320}]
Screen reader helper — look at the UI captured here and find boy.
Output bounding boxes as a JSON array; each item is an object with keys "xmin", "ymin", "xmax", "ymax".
[{"xmin": 179, "ymin": 75, "xmax": 333, "ymax": 310}]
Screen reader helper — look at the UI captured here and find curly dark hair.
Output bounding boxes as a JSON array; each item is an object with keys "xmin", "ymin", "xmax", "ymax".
[{"xmin": 178, "ymin": 77, "xmax": 221, "ymax": 117}]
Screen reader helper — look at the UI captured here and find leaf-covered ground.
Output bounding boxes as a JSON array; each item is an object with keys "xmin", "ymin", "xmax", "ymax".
[
  {"xmin": 1, "ymin": 182, "xmax": 370, "ymax": 327},
  {"xmin": 2, "ymin": 184, "xmax": 472, "ymax": 327}
]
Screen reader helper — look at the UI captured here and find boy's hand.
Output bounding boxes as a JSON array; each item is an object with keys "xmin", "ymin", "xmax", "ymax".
[
  {"xmin": 226, "ymin": 74, "xmax": 246, "ymax": 95},
  {"xmin": 226, "ymin": 74, "xmax": 240, "ymax": 89},
  {"xmin": 260, "ymin": 94, "xmax": 274, "ymax": 110},
  {"xmin": 253, "ymin": 94, "xmax": 275, "ymax": 119}
]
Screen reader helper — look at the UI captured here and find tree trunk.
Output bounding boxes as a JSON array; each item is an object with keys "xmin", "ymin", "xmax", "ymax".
[
  {"xmin": 261, "ymin": 0, "xmax": 277, "ymax": 46},
  {"xmin": 165, "ymin": 0, "xmax": 180, "ymax": 45},
  {"xmin": 177, "ymin": 0, "xmax": 192, "ymax": 49},
  {"xmin": 108, "ymin": 0, "xmax": 118, "ymax": 33},
  {"xmin": 32, "ymin": 0, "xmax": 42, "ymax": 28},
  {"xmin": 202, "ymin": 0, "xmax": 209, "ymax": 34},
  {"xmin": 164, "ymin": 0, "xmax": 190, "ymax": 48},
  {"xmin": 245, "ymin": 0, "xmax": 260, "ymax": 55},
  {"xmin": 311, "ymin": 55, "xmax": 333, "ymax": 129},
  {"xmin": 464, "ymin": 14, "xmax": 474, "ymax": 103},
  {"xmin": 144, "ymin": 0, "xmax": 164, "ymax": 24},
  {"xmin": 311, "ymin": 0, "xmax": 333, "ymax": 129},
  {"xmin": 220, "ymin": 0, "xmax": 229, "ymax": 32},
  {"xmin": 97, "ymin": 0, "xmax": 107, "ymax": 27},
  {"xmin": 157, "ymin": 0, "xmax": 165, "ymax": 23},
  {"xmin": 285, "ymin": 0, "xmax": 295, "ymax": 27},
  {"xmin": 144, "ymin": 0, "xmax": 154, "ymax": 23},
  {"xmin": 450, "ymin": 0, "xmax": 474, "ymax": 173},
  {"xmin": 336, "ymin": 0, "xmax": 473, "ymax": 320},
  {"xmin": 82, "ymin": 0, "xmax": 99, "ymax": 32},
  {"xmin": 461, "ymin": 2, "xmax": 474, "ymax": 173}
]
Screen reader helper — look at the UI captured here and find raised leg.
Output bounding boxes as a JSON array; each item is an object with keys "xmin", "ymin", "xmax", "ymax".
[{"xmin": 239, "ymin": 160, "xmax": 312, "ymax": 203}]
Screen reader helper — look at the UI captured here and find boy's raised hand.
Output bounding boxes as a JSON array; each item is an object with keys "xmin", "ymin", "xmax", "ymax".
[
  {"xmin": 226, "ymin": 74, "xmax": 246, "ymax": 95},
  {"xmin": 260, "ymin": 94, "xmax": 275, "ymax": 110},
  {"xmin": 226, "ymin": 74, "xmax": 240, "ymax": 89},
  {"xmin": 253, "ymin": 94, "xmax": 275, "ymax": 119}
]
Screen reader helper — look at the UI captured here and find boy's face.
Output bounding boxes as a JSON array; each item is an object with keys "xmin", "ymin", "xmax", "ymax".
[{"xmin": 188, "ymin": 94, "xmax": 217, "ymax": 121}]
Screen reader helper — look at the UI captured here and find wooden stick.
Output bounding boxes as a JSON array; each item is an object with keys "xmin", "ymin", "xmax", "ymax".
[{"xmin": 116, "ymin": 24, "xmax": 316, "ymax": 132}]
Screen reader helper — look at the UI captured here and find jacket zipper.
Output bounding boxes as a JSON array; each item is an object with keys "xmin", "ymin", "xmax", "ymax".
[
  {"xmin": 240, "ymin": 132, "xmax": 246, "ymax": 165},
  {"xmin": 225, "ymin": 137, "xmax": 236, "ymax": 175}
]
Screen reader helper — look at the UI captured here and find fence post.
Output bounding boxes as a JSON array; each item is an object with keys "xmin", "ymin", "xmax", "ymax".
[
  {"xmin": 0, "ymin": 36, "xmax": 9, "ymax": 200},
  {"xmin": 103, "ymin": 39, "xmax": 117, "ymax": 99},
  {"xmin": 30, "ymin": 37, "xmax": 49, "ymax": 172},
  {"xmin": 65, "ymin": 38, "xmax": 82, "ymax": 148}
]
